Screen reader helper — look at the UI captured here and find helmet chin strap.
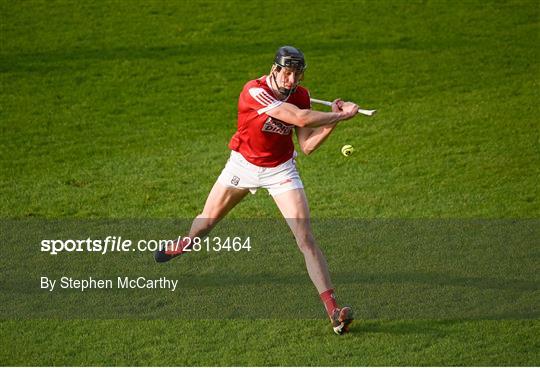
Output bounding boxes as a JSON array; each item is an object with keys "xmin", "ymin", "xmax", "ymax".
[{"xmin": 270, "ymin": 65, "xmax": 295, "ymax": 100}]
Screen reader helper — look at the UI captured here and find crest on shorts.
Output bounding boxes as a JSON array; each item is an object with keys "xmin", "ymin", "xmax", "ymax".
[{"xmin": 231, "ymin": 176, "xmax": 240, "ymax": 186}]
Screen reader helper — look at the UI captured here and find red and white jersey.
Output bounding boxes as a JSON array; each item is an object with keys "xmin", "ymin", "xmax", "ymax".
[{"xmin": 228, "ymin": 75, "xmax": 311, "ymax": 167}]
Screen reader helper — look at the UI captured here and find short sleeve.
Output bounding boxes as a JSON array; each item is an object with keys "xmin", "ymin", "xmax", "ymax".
[{"xmin": 247, "ymin": 87, "xmax": 283, "ymax": 115}]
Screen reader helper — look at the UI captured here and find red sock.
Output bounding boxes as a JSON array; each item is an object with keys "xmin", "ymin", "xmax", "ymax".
[
  {"xmin": 320, "ymin": 289, "xmax": 339, "ymax": 318},
  {"xmin": 164, "ymin": 237, "xmax": 191, "ymax": 255}
]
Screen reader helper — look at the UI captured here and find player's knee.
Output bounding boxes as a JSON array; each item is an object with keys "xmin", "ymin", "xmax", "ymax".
[{"xmin": 295, "ymin": 233, "xmax": 316, "ymax": 254}]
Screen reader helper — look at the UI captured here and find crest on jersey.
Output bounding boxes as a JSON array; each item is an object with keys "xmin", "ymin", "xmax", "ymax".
[{"xmin": 262, "ymin": 117, "xmax": 293, "ymax": 135}]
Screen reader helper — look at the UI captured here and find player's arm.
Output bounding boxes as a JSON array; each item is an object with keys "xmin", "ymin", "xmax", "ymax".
[
  {"xmin": 295, "ymin": 99, "xmax": 345, "ymax": 155},
  {"xmin": 295, "ymin": 124, "xmax": 337, "ymax": 155},
  {"xmin": 267, "ymin": 100, "xmax": 358, "ymax": 128}
]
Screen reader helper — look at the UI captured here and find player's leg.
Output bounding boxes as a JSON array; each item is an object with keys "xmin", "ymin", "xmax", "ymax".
[
  {"xmin": 188, "ymin": 181, "xmax": 249, "ymax": 238},
  {"xmin": 155, "ymin": 182, "xmax": 249, "ymax": 262},
  {"xmin": 271, "ymin": 188, "xmax": 353, "ymax": 334},
  {"xmin": 271, "ymin": 188, "xmax": 331, "ymax": 292}
]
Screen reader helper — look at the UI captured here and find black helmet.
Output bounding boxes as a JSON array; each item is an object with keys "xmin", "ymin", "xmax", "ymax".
[{"xmin": 274, "ymin": 46, "xmax": 306, "ymax": 71}]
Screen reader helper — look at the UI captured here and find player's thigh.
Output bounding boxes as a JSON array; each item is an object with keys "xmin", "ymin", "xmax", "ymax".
[
  {"xmin": 272, "ymin": 188, "xmax": 314, "ymax": 243},
  {"xmin": 201, "ymin": 181, "xmax": 249, "ymax": 219},
  {"xmin": 272, "ymin": 188, "xmax": 310, "ymax": 218}
]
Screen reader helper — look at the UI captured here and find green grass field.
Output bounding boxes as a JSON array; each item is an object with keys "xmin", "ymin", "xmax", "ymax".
[{"xmin": 1, "ymin": 0, "xmax": 539, "ymax": 365}]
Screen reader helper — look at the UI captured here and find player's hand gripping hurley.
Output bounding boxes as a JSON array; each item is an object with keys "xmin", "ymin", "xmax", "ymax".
[{"xmin": 310, "ymin": 98, "xmax": 377, "ymax": 116}]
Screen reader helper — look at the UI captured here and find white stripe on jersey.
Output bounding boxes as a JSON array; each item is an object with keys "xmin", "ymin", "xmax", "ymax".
[
  {"xmin": 249, "ymin": 87, "xmax": 277, "ymax": 106},
  {"xmin": 254, "ymin": 92, "xmax": 273, "ymax": 106},
  {"xmin": 257, "ymin": 93, "xmax": 274, "ymax": 105}
]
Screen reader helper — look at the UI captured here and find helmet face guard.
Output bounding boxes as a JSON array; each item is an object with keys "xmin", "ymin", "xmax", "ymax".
[
  {"xmin": 271, "ymin": 46, "xmax": 307, "ymax": 97},
  {"xmin": 275, "ymin": 56, "xmax": 306, "ymax": 72}
]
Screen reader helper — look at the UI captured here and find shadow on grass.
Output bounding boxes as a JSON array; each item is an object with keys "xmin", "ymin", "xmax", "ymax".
[
  {"xmin": 0, "ymin": 38, "xmax": 445, "ymax": 74},
  {"xmin": 0, "ymin": 43, "xmax": 259, "ymax": 74}
]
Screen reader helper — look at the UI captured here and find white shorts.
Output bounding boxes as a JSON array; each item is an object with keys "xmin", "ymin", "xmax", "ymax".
[{"xmin": 217, "ymin": 151, "xmax": 304, "ymax": 196}]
